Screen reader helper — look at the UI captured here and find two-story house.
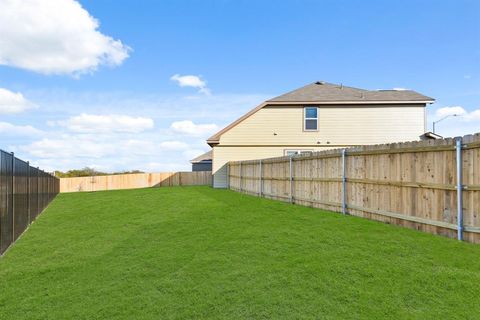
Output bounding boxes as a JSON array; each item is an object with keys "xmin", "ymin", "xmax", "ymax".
[{"xmin": 207, "ymin": 81, "xmax": 434, "ymax": 188}]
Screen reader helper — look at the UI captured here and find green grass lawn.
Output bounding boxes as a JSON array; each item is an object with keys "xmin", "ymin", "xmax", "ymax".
[{"xmin": 1, "ymin": 186, "xmax": 479, "ymax": 319}]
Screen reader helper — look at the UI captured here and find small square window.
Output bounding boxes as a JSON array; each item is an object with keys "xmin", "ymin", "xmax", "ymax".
[{"xmin": 304, "ymin": 107, "xmax": 318, "ymax": 131}]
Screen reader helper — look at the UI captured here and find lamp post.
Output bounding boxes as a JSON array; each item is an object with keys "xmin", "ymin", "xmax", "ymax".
[{"xmin": 433, "ymin": 114, "xmax": 458, "ymax": 134}]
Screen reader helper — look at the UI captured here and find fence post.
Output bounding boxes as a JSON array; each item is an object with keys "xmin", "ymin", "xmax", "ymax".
[
  {"xmin": 37, "ymin": 167, "xmax": 39, "ymax": 216},
  {"xmin": 259, "ymin": 159, "xmax": 263, "ymax": 197},
  {"xmin": 239, "ymin": 162, "xmax": 243, "ymax": 193},
  {"xmin": 289, "ymin": 156, "xmax": 294, "ymax": 203},
  {"xmin": 27, "ymin": 161, "xmax": 30, "ymax": 224},
  {"xmin": 226, "ymin": 163, "xmax": 230, "ymax": 189},
  {"xmin": 11, "ymin": 152, "xmax": 15, "ymax": 238},
  {"xmin": 341, "ymin": 149, "xmax": 347, "ymax": 215},
  {"xmin": 456, "ymin": 137, "xmax": 463, "ymax": 241}
]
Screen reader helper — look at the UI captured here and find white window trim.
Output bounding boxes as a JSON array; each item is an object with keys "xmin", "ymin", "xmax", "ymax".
[{"xmin": 304, "ymin": 106, "xmax": 319, "ymax": 131}]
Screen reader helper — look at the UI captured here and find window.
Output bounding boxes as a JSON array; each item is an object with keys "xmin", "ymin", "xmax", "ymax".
[
  {"xmin": 285, "ymin": 150, "xmax": 298, "ymax": 157},
  {"xmin": 304, "ymin": 107, "xmax": 318, "ymax": 131},
  {"xmin": 284, "ymin": 150, "xmax": 313, "ymax": 157}
]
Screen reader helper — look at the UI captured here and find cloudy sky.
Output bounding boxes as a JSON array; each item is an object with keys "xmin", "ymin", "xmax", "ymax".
[{"xmin": 0, "ymin": 0, "xmax": 479, "ymax": 172}]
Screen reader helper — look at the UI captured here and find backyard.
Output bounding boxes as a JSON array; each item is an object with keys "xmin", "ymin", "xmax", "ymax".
[{"xmin": 0, "ymin": 186, "xmax": 479, "ymax": 319}]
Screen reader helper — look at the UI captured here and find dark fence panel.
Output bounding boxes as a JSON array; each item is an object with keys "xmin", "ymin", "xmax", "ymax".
[
  {"xmin": 13, "ymin": 158, "xmax": 29, "ymax": 241},
  {"xmin": 29, "ymin": 166, "xmax": 39, "ymax": 221},
  {"xmin": 0, "ymin": 151, "xmax": 59, "ymax": 255},
  {"xmin": 0, "ymin": 151, "xmax": 13, "ymax": 254}
]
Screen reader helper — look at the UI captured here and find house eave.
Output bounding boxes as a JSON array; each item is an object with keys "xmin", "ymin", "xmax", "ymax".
[
  {"xmin": 264, "ymin": 100, "xmax": 435, "ymax": 105},
  {"xmin": 207, "ymin": 140, "xmax": 219, "ymax": 147}
]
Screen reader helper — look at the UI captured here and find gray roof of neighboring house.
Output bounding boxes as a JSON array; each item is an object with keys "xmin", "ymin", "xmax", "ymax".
[
  {"xmin": 420, "ymin": 132, "xmax": 443, "ymax": 140},
  {"xmin": 190, "ymin": 150, "xmax": 212, "ymax": 163},
  {"xmin": 268, "ymin": 81, "xmax": 435, "ymax": 103}
]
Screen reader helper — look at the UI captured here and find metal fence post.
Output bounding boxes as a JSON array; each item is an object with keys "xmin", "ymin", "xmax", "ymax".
[
  {"xmin": 289, "ymin": 157, "xmax": 294, "ymax": 203},
  {"xmin": 37, "ymin": 167, "xmax": 39, "ymax": 216},
  {"xmin": 259, "ymin": 159, "xmax": 263, "ymax": 197},
  {"xmin": 456, "ymin": 137, "xmax": 463, "ymax": 241},
  {"xmin": 341, "ymin": 149, "xmax": 347, "ymax": 215},
  {"xmin": 27, "ymin": 161, "xmax": 30, "ymax": 224},
  {"xmin": 11, "ymin": 152, "xmax": 15, "ymax": 238}
]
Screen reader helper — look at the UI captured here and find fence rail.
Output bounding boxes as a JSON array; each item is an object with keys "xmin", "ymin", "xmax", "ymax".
[
  {"xmin": 60, "ymin": 171, "xmax": 212, "ymax": 193},
  {"xmin": 228, "ymin": 133, "xmax": 480, "ymax": 243},
  {"xmin": 1, "ymin": 151, "xmax": 59, "ymax": 255}
]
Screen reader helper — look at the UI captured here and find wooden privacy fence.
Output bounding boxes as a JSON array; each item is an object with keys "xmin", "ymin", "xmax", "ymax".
[
  {"xmin": 60, "ymin": 171, "xmax": 212, "ymax": 193},
  {"xmin": 228, "ymin": 133, "xmax": 480, "ymax": 243}
]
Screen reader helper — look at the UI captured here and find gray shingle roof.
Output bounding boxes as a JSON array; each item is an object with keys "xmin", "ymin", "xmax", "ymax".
[
  {"xmin": 190, "ymin": 150, "xmax": 212, "ymax": 163},
  {"xmin": 268, "ymin": 81, "xmax": 434, "ymax": 103}
]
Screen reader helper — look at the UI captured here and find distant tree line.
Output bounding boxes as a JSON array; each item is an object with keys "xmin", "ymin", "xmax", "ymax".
[{"xmin": 54, "ymin": 167, "xmax": 144, "ymax": 178}]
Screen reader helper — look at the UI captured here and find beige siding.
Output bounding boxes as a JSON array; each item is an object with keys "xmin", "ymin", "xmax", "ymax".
[{"xmin": 219, "ymin": 105, "xmax": 425, "ymax": 146}]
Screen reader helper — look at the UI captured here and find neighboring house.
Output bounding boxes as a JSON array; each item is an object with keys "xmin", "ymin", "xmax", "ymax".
[
  {"xmin": 207, "ymin": 81, "xmax": 435, "ymax": 188},
  {"xmin": 190, "ymin": 150, "xmax": 212, "ymax": 171},
  {"xmin": 420, "ymin": 131, "xmax": 443, "ymax": 140}
]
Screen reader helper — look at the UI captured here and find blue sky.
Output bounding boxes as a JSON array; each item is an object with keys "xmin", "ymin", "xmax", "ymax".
[{"xmin": 0, "ymin": 0, "xmax": 479, "ymax": 172}]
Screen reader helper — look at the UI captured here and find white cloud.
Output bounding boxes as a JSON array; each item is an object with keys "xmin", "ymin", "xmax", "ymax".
[
  {"xmin": 21, "ymin": 136, "xmax": 115, "ymax": 159},
  {"xmin": 170, "ymin": 120, "xmax": 218, "ymax": 136},
  {"xmin": 17, "ymin": 133, "xmax": 209, "ymax": 172},
  {"xmin": 0, "ymin": 122, "xmax": 42, "ymax": 136},
  {"xmin": 6, "ymin": 91, "xmax": 271, "ymax": 172},
  {"xmin": 467, "ymin": 110, "xmax": 480, "ymax": 121},
  {"xmin": 182, "ymin": 148, "xmax": 208, "ymax": 160},
  {"xmin": 57, "ymin": 113, "xmax": 154, "ymax": 133},
  {"xmin": 170, "ymin": 74, "xmax": 211, "ymax": 95},
  {"xmin": 392, "ymin": 87, "xmax": 409, "ymax": 91},
  {"xmin": 0, "ymin": 88, "xmax": 36, "ymax": 114},
  {"xmin": 159, "ymin": 140, "xmax": 189, "ymax": 150},
  {"xmin": 430, "ymin": 106, "xmax": 480, "ymax": 137},
  {"xmin": 144, "ymin": 162, "xmax": 190, "ymax": 172},
  {"xmin": 123, "ymin": 139, "xmax": 157, "ymax": 155},
  {"xmin": 435, "ymin": 106, "xmax": 480, "ymax": 122},
  {"xmin": 435, "ymin": 106, "xmax": 467, "ymax": 118},
  {"xmin": 20, "ymin": 135, "xmax": 158, "ymax": 159},
  {"xmin": 0, "ymin": 0, "xmax": 130, "ymax": 75}
]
